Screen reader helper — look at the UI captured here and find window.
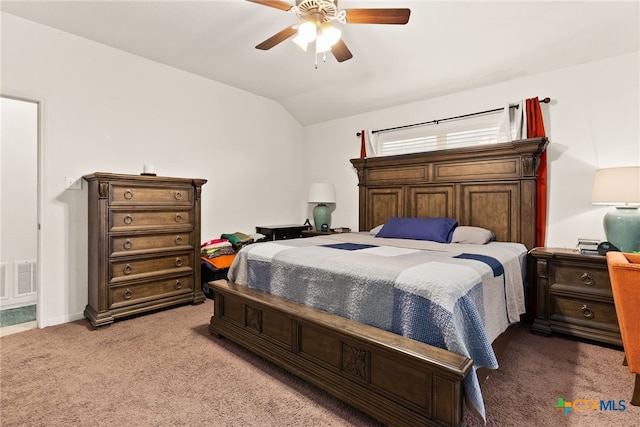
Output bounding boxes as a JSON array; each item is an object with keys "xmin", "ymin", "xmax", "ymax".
[{"xmin": 373, "ymin": 106, "xmax": 519, "ymax": 157}]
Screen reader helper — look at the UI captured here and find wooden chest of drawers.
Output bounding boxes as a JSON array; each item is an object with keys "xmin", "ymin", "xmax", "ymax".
[
  {"xmin": 530, "ymin": 248, "xmax": 622, "ymax": 346},
  {"xmin": 83, "ymin": 173, "xmax": 207, "ymax": 327}
]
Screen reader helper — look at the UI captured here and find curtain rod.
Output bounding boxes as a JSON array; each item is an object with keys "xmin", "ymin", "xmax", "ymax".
[{"xmin": 356, "ymin": 97, "xmax": 551, "ymax": 137}]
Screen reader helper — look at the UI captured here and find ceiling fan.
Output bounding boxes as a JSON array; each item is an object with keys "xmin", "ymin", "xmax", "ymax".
[{"xmin": 247, "ymin": 0, "xmax": 411, "ymax": 63}]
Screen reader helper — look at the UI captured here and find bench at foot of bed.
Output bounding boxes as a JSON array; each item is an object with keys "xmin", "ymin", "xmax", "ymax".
[{"xmin": 208, "ymin": 279, "xmax": 473, "ymax": 427}]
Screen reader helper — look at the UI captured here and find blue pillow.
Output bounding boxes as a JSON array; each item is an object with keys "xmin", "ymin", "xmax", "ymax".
[{"xmin": 376, "ymin": 217, "xmax": 458, "ymax": 243}]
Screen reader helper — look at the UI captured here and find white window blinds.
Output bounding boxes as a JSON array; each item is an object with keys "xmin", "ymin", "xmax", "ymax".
[{"xmin": 373, "ymin": 106, "xmax": 520, "ymax": 157}]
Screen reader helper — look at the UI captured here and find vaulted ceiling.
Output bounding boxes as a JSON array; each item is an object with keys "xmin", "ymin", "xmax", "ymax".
[{"xmin": 2, "ymin": 1, "xmax": 638, "ymax": 125}]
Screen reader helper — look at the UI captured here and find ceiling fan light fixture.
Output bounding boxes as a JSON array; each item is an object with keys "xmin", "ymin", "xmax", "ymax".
[
  {"xmin": 315, "ymin": 40, "xmax": 331, "ymax": 53},
  {"xmin": 249, "ymin": 0, "xmax": 409, "ymax": 65},
  {"xmin": 292, "ymin": 34, "xmax": 309, "ymax": 51},
  {"xmin": 321, "ymin": 24, "xmax": 341, "ymax": 45},
  {"xmin": 297, "ymin": 21, "xmax": 317, "ymax": 43},
  {"xmin": 315, "ymin": 25, "xmax": 341, "ymax": 53}
]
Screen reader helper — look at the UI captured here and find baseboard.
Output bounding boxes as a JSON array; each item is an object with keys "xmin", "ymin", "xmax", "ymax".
[
  {"xmin": 43, "ymin": 311, "xmax": 85, "ymax": 328},
  {"xmin": 0, "ymin": 321, "xmax": 37, "ymax": 337}
]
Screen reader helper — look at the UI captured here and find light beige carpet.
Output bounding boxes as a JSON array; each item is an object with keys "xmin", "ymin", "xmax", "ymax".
[{"xmin": 1, "ymin": 299, "xmax": 638, "ymax": 426}]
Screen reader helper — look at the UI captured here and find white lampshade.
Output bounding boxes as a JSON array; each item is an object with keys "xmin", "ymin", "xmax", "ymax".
[
  {"xmin": 321, "ymin": 25, "xmax": 341, "ymax": 46},
  {"xmin": 315, "ymin": 36, "xmax": 332, "ymax": 53},
  {"xmin": 297, "ymin": 21, "xmax": 317, "ymax": 43},
  {"xmin": 591, "ymin": 167, "xmax": 640, "ymax": 205},
  {"xmin": 308, "ymin": 183, "xmax": 336, "ymax": 204},
  {"xmin": 316, "ymin": 24, "xmax": 341, "ymax": 53},
  {"xmin": 292, "ymin": 35, "xmax": 309, "ymax": 51}
]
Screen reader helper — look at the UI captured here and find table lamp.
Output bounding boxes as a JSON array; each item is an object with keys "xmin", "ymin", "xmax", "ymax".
[
  {"xmin": 591, "ymin": 166, "xmax": 640, "ymax": 252},
  {"xmin": 308, "ymin": 183, "xmax": 336, "ymax": 231}
]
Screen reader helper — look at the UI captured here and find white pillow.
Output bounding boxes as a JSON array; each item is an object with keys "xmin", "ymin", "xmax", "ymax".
[
  {"xmin": 369, "ymin": 225, "xmax": 384, "ymax": 235},
  {"xmin": 451, "ymin": 226, "xmax": 495, "ymax": 244}
]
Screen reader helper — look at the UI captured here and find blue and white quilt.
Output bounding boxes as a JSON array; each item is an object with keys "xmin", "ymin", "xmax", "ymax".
[{"xmin": 228, "ymin": 232, "xmax": 527, "ymax": 422}]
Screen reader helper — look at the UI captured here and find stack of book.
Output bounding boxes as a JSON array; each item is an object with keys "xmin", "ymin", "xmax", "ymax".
[
  {"xmin": 577, "ymin": 238, "xmax": 600, "ymax": 255},
  {"xmin": 332, "ymin": 227, "xmax": 351, "ymax": 233}
]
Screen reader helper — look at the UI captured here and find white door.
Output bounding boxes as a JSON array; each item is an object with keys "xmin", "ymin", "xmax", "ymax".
[{"xmin": 0, "ymin": 96, "xmax": 39, "ymax": 328}]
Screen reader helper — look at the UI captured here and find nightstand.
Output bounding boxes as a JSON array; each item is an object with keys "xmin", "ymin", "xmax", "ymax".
[
  {"xmin": 530, "ymin": 247, "xmax": 622, "ymax": 346},
  {"xmin": 255, "ymin": 224, "xmax": 309, "ymax": 241}
]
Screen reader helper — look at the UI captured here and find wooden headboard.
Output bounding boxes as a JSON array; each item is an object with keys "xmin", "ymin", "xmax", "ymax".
[{"xmin": 350, "ymin": 137, "xmax": 548, "ymax": 250}]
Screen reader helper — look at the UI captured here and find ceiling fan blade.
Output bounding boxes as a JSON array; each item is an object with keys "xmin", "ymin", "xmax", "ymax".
[
  {"xmin": 246, "ymin": 0, "xmax": 292, "ymax": 12},
  {"xmin": 255, "ymin": 26, "xmax": 298, "ymax": 50},
  {"xmin": 331, "ymin": 39, "xmax": 353, "ymax": 63},
  {"xmin": 344, "ymin": 8, "xmax": 411, "ymax": 25}
]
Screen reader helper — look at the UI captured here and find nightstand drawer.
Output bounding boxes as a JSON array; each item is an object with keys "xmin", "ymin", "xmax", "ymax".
[
  {"xmin": 549, "ymin": 294, "xmax": 620, "ymax": 331},
  {"xmin": 551, "ymin": 263, "xmax": 611, "ymax": 297}
]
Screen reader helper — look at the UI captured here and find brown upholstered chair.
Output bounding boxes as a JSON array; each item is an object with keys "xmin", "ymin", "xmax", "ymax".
[{"xmin": 606, "ymin": 251, "xmax": 640, "ymax": 406}]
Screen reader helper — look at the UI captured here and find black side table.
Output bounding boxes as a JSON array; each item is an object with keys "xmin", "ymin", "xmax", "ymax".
[{"xmin": 255, "ymin": 224, "xmax": 309, "ymax": 241}]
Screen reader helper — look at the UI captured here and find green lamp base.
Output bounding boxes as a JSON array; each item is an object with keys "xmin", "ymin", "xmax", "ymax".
[
  {"xmin": 313, "ymin": 203, "xmax": 331, "ymax": 231},
  {"xmin": 603, "ymin": 206, "xmax": 640, "ymax": 252}
]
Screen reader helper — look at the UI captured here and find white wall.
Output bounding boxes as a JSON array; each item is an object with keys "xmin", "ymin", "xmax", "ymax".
[
  {"xmin": 302, "ymin": 51, "xmax": 640, "ymax": 250},
  {"xmin": 1, "ymin": 13, "xmax": 305, "ymax": 327}
]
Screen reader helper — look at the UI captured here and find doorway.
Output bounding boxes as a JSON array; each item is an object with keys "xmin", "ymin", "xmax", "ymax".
[{"xmin": 0, "ymin": 95, "xmax": 40, "ymax": 335}]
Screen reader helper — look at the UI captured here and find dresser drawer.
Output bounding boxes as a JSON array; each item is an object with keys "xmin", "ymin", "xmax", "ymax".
[
  {"xmin": 110, "ymin": 208, "xmax": 193, "ymax": 232},
  {"xmin": 109, "ymin": 183, "xmax": 194, "ymax": 206},
  {"xmin": 550, "ymin": 262, "xmax": 612, "ymax": 297},
  {"xmin": 110, "ymin": 232, "xmax": 194, "ymax": 257},
  {"xmin": 110, "ymin": 253, "xmax": 194, "ymax": 283},
  {"xmin": 109, "ymin": 275, "xmax": 194, "ymax": 309},
  {"xmin": 549, "ymin": 294, "xmax": 620, "ymax": 333}
]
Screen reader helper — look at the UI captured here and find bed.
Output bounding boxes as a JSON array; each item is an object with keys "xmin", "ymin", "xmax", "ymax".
[{"xmin": 208, "ymin": 137, "xmax": 548, "ymax": 426}]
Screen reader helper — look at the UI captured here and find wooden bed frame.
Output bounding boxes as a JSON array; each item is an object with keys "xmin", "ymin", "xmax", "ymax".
[{"xmin": 208, "ymin": 138, "xmax": 548, "ymax": 426}]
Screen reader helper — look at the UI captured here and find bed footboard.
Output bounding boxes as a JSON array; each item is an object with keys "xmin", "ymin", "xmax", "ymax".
[{"xmin": 208, "ymin": 279, "xmax": 473, "ymax": 427}]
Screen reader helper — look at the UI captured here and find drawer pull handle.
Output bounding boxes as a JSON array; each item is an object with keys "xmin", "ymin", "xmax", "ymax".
[
  {"xmin": 175, "ymin": 235, "xmax": 183, "ymax": 245},
  {"xmin": 581, "ymin": 304, "xmax": 594, "ymax": 319},
  {"xmin": 124, "ymin": 189, "xmax": 133, "ymax": 200},
  {"xmin": 581, "ymin": 273, "xmax": 595, "ymax": 286},
  {"xmin": 123, "ymin": 264, "xmax": 133, "ymax": 275},
  {"xmin": 123, "ymin": 239, "xmax": 133, "ymax": 250},
  {"xmin": 175, "ymin": 213, "xmax": 183, "ymax": 222},
  {"xmin": 124, "ymin": 214, "xmax": 133, "ymax": 225},
  {"xmin": 123, "ymin": 288, "xmax": 133, "ymax": 300},
  {"xmin": 174, "ymin": 280, "xmax": 182, "ymax": 290},
  {"xmin": 175, "ymin": 258, "xmax": 183, "ymax": 267},
  {"xmin": 174, "ymin": 191, "xmax": 183, "ymax": 200}
]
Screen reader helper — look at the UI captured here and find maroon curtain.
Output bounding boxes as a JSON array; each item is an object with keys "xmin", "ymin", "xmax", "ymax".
[
  {"xmin": 360, "ymin": 130, "xmax": 366, "ymax": 158},
  {"xmin": 526, "ymin": 97, "xmax": 547, "ymax": 247}
]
